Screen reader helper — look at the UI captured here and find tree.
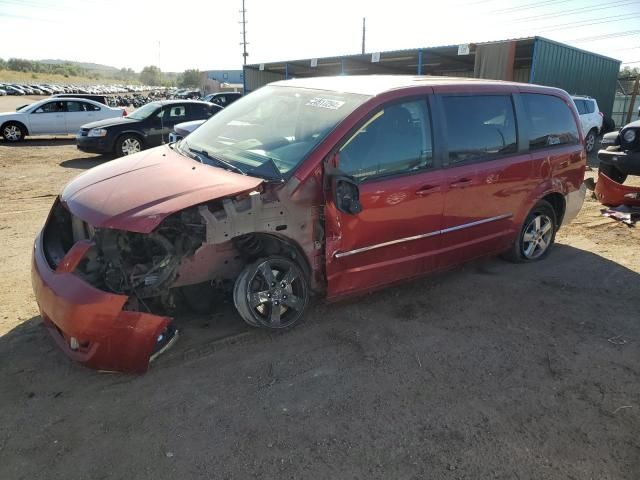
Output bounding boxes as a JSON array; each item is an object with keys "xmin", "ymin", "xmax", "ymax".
[
  {"xmin": 620, "ymin": 66, "xmax": 640, "ymax": 79},
  {"xmin": 140, "ymin": 65, "xmax": 162, "ymax": 85},
  {"xmin": 180, "ymin": 69, "xmax": 201, "ymax": 88}
]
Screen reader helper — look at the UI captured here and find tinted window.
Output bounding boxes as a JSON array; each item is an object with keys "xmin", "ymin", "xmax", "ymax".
[
  {"xmin": 82, "ymin": 102, "xmax": 100, "ymax": 111},
  {"xmin": 65, "ymin": 101, "xmax": 83, "ymax": 112},
  {"xmin": 442, "ymin": 95, "xmax": 517, "ymax": 164},
  {"xmin": 34, "ymin": 101, "xmax": 65, "ymax": 113},
  {"xmin": 573, "ymin": 99, "xmax": 586, "ymax": 115},
  {"xmin": 523, "ymin": 94, "xmax": 579, "ymax": 151},
  {"xmin": 584, "ymin": 100, "xmax": 596, "ymax": 114},
  {"xmin": 339, "ymin": 100, "xmax": 433, "ymax": 180},
  {"xmin": 190, "ymin": 104, "xmax": 217, "ymax": 119}
]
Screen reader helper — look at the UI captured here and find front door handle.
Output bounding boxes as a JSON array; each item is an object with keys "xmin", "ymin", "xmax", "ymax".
[
  {"xmin": 415, "ymin": 185, "xmax": 440, "ymax": 196},
  {"xmin": 450, "ymin": 178, "xmax": 473, "ymax": 188}
]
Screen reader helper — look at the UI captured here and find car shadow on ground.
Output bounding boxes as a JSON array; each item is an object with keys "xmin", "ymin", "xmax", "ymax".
[
  {"xmin": 2, "ymin": 137, "xmax": 76, "ymax": 147},
  {"xmin": 59, "ymin": 156, "xmax": 105, "ymax": 169}
]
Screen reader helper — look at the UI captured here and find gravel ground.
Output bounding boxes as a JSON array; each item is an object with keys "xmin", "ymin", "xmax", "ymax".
[{"xmin": 0, "ymin": 121, "xmax": 639, "ymax": 479}]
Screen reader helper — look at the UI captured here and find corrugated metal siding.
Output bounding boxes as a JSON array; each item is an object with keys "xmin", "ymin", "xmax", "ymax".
[
  {"xmin": 531, "ymin": 38, "xmax": 620, "ymax": 117},
  {"xmin": 244, "ymin": 68, "xmax": 285, "ymax": 92},
  {"xmin": 513, "ymin": 68, "xmax": 530, "ymax": 83}
]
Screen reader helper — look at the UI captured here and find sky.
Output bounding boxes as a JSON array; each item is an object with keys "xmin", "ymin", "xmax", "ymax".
[{"xmin": 0, "ymin": 0, "xmax": 639, "ymax": 72}]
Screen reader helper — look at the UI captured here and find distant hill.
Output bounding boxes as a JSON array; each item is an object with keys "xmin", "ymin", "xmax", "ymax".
[{"xmin": 39, "ymin": 59, "xmax": 120, "ymax": 73}]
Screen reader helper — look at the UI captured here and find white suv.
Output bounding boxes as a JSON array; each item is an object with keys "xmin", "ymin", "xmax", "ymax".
[{"xmin": 571, "ymin": 95, "xmax": 603, "ymax": 153}]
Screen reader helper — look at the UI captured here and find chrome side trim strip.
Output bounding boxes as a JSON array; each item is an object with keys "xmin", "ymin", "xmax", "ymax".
[
  {"xmin": 439, "ymin": 213, "xmax": 513, "ymax": 234},
  {"xmin": 334, "ymin": 213, "xmax": 513, "ymax": 259}
]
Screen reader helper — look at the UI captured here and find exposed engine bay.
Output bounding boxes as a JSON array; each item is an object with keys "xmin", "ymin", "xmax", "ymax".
[{"xmin": 77, "ymin": 208, "xmax": 205, "ymax": 302}]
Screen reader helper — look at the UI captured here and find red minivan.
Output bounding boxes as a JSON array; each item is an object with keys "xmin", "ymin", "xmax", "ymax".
[{"xmin": 32, "ymin": 76, "xmax": 586, "ymax": 372}]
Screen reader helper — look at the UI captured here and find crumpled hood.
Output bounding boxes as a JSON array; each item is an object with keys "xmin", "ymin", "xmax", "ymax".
[{"xmin": 61, "ymin": 145, "xmax": 263, "ymax": 233}]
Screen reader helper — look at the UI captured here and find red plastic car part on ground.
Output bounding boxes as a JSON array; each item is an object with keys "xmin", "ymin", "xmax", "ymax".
[
  {"xmin": 31, "ymin": 231, "xmax": 171, "ymax": 373},
  {"xmin": 595, "ymin": 173, "xmax": 640, "ymax": 207}
]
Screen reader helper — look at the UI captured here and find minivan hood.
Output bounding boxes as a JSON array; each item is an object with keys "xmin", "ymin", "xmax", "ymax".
[{"xmin": 61, "ymin": 145, "xmax": 263, "ymax": 233}]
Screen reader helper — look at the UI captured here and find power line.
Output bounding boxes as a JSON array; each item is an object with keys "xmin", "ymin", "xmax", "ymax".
[
  {"xmin": 489, "ymin": 0, "xmax": 574, "ymax": 15},
  {"xmin": 511, "ymin": 0, "xmax": 638, "ymax": 23},
  {"xmin": 539, "ymin": 13, "xmax": 640, "ymax": 33},
  {"xmin": 568, "ymin": 30, "xmax": 640, "ymax": 43}
]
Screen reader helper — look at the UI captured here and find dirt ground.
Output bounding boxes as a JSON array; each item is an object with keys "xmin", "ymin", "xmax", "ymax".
[{"xmin": 0, "ymin": 112, "xmax": 639, "ymax": 479}]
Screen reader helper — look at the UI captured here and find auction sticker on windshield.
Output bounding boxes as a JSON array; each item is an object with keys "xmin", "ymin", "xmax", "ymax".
[{"xmin": 306, "ymin": 97, "xmax": 346, "ymax": 110}]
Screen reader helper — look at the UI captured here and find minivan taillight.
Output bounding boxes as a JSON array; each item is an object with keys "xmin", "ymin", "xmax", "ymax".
[
  {"xmin": 122, "ymin": 110, "xmax": 127, "ymax": 117},
  {"xmin": 598, "ymin": 111, "xmax": 603, "ymax": 117}
]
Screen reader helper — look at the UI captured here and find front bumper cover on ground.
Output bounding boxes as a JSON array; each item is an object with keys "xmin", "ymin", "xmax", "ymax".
[
  {"xmin": 595, "ymin": 173, "xmax": 640, "ymax": 208},
  {"xmin": 31, "ymin": 232, "xmax": 172, "ymax": 373}
]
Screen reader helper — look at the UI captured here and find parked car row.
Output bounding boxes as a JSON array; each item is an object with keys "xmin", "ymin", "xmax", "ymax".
[{"xmin": 0, "ymin": 82, "xmax": 167, "ymax": 96}]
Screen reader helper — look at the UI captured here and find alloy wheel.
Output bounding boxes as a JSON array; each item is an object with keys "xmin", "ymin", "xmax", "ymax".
[
  {"xmin": 234, "ymin": 256, "xmax": 308, "ymax": 329},
  {"xmin": 3, "ymin": 125, "xmax": 22, "ymax": 141},
  {"xmin": 585, "ymin": 131, "xmax": 595, "ymax": 153},
  {"xmin": 121, "ymin": 137, "xmax": 141, "ymax": 155},
  {"xmin": 522, "ymin": 214, "xmax": 553, "ymax": 259}
]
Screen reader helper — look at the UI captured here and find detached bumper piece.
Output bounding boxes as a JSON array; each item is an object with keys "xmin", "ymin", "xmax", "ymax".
[
  {"xmin": 595, "ymin": 173, "xmax": 640, "ymax": 208},
  {"xmin": 32, "ymin": 225, "xmax": 173, "ymax": 373}
]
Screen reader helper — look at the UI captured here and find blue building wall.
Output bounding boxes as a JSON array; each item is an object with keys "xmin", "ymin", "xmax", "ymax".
[{"xmin": 206, "ymin": 70, "xmax": 244, "ymax": 84}]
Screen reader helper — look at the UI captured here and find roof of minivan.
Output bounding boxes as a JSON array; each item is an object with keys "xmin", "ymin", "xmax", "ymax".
[{"xmin": 271, "ymin": 75, "xmax": 543, "ymax": 96}]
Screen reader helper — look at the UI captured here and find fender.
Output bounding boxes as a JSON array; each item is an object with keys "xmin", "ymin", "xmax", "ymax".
[{"xmin": 515, "ymin": 177, "xmax": 566, "ymax": 228}]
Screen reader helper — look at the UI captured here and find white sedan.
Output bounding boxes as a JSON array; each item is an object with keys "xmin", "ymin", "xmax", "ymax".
[{"xmin": 0, "ymin": 97, "xmax": 125, "ymax": 142}]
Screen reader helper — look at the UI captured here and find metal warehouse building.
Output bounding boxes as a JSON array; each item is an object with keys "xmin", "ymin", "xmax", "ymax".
[{"xmin": 243, "ymin": 36, "xmax": 620, "ymax": 117}]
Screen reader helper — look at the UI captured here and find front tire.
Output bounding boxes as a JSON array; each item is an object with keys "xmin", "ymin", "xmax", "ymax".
[
  {"xmin": 599, "ymin": 162, "xmax": 627, "ymax": 184},
  {"xmin": 2, "ymin": 122, "xmax": 26, "ymax": 142},
  {"xmin": 502, "ymin": 200, "xmax": 557, "ymax": 263},
  {"xmin": 233, "ymin": 255, "xmax": 309, "ymax": 330},
  {"xmin": 115, "ymin": 134, "xmax": 143, "ymax": 157}
]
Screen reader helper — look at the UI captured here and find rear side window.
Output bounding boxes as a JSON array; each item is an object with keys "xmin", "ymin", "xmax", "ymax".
[
  {"xmin": 573, "ymin": 99, "xmax": 586, "ymax": 115},
  {"xmin": 523, "ymin": 94, "xmax": 579, "ymax": 151},
  {"xmin": 442, "ymin": 95, "xmax": 517, "ymax": 164},
  {"xmin": 339, "ymin": 99, "xmax": 433, "ymax": 180},
  {"xmin": 584, "ymin": 100, "xmax": 596, "ymax": 114}
]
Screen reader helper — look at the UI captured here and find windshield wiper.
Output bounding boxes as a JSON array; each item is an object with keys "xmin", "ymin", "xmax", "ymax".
[
  {"xmin": 187, "ymin": 147, "xmax": 247, "ymax": 176},
  {"xmin": 249, "ymin": 156, "xmax": 284, "ymax": 183}
]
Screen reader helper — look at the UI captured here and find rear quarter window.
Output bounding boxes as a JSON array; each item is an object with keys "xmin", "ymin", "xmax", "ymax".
[{"xmin": 523, "ymin": 94, "xmax": 579, "ymax": 151}]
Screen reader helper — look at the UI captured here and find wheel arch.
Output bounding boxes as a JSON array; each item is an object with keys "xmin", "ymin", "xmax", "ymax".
[{"xmin": 232, "ymin": 232, "xmax": 313, "ymax": 283}]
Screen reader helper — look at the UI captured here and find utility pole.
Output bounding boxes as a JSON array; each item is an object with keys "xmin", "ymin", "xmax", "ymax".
[
  {"xmin": 361, "ymin": 17, "xmax": 366, "ymax": 54},
  {"xmin": 626, "ymin": 75, "xmax": 639, "ymax": 124},
  {"xmin": 240, "ymin": 0, "xmax": 249, "ymax": 65}
]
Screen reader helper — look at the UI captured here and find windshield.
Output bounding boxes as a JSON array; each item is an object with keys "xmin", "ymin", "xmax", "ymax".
[
  {"xmin": 181, "ymin": 85, "xmax": 370, "ymax": 178},
  {"xmin": 127, "ymin": 102, "xmax": 160, "ymax": 120}
]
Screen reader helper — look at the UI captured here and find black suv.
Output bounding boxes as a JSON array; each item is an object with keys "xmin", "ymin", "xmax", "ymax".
[
  {"xmin": 598, "ymin": 119, "xmax": 640, "ymax": 183},
  {"xmin": 76, "ymin": 100, "xmax": 221, "ymax": 157}
]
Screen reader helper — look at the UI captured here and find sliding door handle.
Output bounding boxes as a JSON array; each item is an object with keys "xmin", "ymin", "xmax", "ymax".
[
  {"xmin": 415, "ymin": 185, "xmax": 440, "ymax": 196},
  {"xmin": 450, "ymin": 178, "xmax": 473, "ymax": 188}
]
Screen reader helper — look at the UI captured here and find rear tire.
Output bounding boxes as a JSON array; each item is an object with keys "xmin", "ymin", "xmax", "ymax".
[
  {"xmin": 2, "ymin": 122, "xmax": 26, "ymax": 142},
  {"xmin": 599, "ymin": 163, "xmax": 627, "ymax": 184},
  {"xmin": 502, "ymin": 200, "xmax": 557, "ymax": 263},
  {"xmin": 584, "ymin": 128, "xmax": 597, "ymax": 153}
]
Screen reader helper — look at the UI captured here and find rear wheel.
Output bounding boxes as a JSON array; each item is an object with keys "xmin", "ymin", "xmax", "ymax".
[
  {"xmin": 233, "ymin": 255, "xmax": 309, "ymax": 330},
  {"xmin": 584, "ymin": 128, "xmax": 597, "ymax": 153},
  {"xmin": 2, "ymin": 122, "xmax": 26, "ymax": 142},
  {"xmin": 502, "ymin": 200, "xmax": 557, "ymax": 263},
  {"xmin": 115, "ymin": 134, "xmax": 143, "ymax": 157},
  {"xmin": 599, "ymin": 162, "xmax": 627, "ymax": 184}
]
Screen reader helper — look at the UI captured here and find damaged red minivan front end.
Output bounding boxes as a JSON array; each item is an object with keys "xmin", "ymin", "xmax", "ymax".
[{"xmin": 32, "ymin": 146, "xmax": 264, "ymax": 373}]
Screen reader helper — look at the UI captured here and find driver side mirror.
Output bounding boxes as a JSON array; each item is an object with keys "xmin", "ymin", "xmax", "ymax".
[{"xmin": 332, "ymin": 175, "xmax": 362, "ymax": 215}]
